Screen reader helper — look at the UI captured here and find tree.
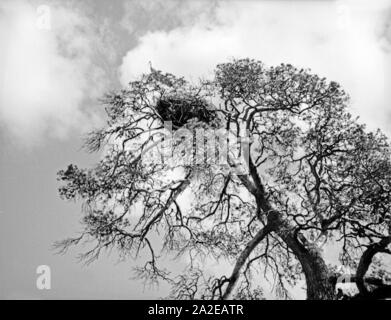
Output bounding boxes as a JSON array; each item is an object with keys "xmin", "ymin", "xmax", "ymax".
[{"xmin": 57, "ymin": 59, "xmax": 391, "ymax": 300}]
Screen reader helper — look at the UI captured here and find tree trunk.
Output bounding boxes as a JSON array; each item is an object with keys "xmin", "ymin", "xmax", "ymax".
[
  {"xmin": 285, "ymin": 233, "xmax": 334, "ymax": 299},
  {"xmin": 252, "ymin": 187, "xmax": 336, "ymax": 299},
  {"xmin": 274, "ymin": 220, "xmax": 335, "ymax": 300}
]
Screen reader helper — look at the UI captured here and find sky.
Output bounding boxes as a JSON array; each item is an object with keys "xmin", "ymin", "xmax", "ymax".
[{"xmin": 0, "ymin": 0, "xmax": 390, "ymax": 299}]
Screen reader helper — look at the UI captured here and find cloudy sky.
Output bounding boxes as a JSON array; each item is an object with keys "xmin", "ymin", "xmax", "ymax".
[{"xmin": 0, "ymin": 0, "xmax": 390, "ymax": 299}]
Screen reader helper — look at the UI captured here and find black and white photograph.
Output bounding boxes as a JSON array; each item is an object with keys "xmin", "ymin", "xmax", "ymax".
[{"xmin": 1, "ymin": 0, "xmax": 391, "ymax": 306}]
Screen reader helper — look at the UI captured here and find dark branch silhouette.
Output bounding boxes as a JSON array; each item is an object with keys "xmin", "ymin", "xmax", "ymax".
[{"xmin": 56, "ymin": 59, "xmax": 391, "ymax": 300}]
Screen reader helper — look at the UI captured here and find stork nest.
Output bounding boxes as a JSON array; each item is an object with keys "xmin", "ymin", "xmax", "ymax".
[{"xmin": 155, "ymin": 96, "xmax": 215, "ymax": 129}]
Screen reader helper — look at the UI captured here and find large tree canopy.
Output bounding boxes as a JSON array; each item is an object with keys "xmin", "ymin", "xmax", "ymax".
[{"xmin": 57, "ymin": 59, "xmax": 391, "ymax": 300}]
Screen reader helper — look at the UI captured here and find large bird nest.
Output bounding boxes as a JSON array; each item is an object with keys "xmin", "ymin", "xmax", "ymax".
[{"xmin": 155, "ymin": 96, "xmax": 216, "ymax": 130}]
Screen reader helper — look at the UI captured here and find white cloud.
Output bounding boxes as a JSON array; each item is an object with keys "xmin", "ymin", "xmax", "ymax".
[
  {"xmin": 120, "ymin": 0, "xmax": 218, "ymax": 36},
  {"xmin": 0, "ymin": 1, "xmax": 106, "ymax": 146},
  {"xmin": 120, "ymin": 0, "xmax": 391, "ymax": 134}
]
